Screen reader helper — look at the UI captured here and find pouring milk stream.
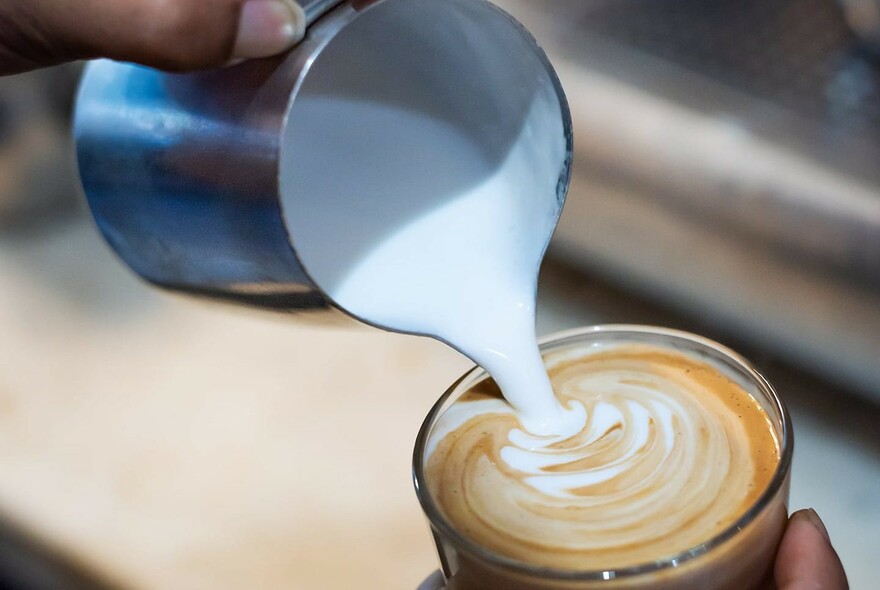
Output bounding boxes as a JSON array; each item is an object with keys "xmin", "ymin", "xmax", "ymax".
[{"xmin": 284, "ymin": 93, "xmax": 580, "ymax": 437}]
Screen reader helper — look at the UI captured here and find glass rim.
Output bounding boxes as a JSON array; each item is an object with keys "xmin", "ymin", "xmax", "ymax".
[{"xmin": 412, "ymin": 324, "xmax": 794, "ymax": 581}]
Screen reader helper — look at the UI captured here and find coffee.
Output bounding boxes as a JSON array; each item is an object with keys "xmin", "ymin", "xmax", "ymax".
[
  {"xmin": 415, "ymin": 328, "xmax": 791, "ymax": 590},
  {"xmin": 425, "ymin": 343, "xmax": 779, "ymax": 571}
]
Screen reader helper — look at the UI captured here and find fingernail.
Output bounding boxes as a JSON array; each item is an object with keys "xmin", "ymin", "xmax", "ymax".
[
  {"xmin": 800, "ymin": 508, "xmax": 831, "ymax": 541},
  {"xmin": 234, "ymin": 0, "xmax": 305, "ymax": 59}
]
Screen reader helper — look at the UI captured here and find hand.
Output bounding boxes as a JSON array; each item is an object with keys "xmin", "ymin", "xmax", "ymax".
[
  {"xmin": 0, "ymin": 0, "xmax": 305, "ymax": 75},
  {"xmin": 775, "ymin": 508, "xmax": 848, "ymax": 589},
  {"xmin": 418, "ymin": 509, "xmax": 849, "ymax": 590}
]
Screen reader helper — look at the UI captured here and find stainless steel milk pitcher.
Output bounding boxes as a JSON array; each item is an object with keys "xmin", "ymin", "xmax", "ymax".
[{"xmin": 74, "ymin": 0, "xmax": 573, "ymax": 323}]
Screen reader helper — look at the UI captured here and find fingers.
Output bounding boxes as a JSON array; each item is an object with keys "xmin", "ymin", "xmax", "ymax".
[
  {"xmin": 0, "ymin": 0, "xmax": 305, "ymax": 75},
  {"xmin": 775, "ymin": 509, "xmax": 848, "ymax": 590}
]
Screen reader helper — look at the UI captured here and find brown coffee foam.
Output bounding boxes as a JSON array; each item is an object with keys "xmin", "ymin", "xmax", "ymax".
[{"xmin": 425, "ymin": 344, "xmax": 780, "ymax": 571}]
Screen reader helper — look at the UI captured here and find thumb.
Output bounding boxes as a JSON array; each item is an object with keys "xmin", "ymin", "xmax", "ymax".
[
  {"xmin": 775, "ymin": 509, "xmax": 848, "ymax": 590},
  {"xmin": 0, "ymin": 0, "xmax": 305, "ymax": 75}
]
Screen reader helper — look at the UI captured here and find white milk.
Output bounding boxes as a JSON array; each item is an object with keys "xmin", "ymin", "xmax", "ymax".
[{"xmin": 284, "ymin": 93, "xmax": 578, "ymax": 435}]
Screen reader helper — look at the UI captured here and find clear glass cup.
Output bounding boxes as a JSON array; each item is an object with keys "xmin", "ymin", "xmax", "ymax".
[{"xmin": 413, "ymin": 326, "xmax": 793, "ymax": 590}]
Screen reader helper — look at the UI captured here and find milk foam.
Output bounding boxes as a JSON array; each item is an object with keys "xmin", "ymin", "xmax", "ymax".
[
  {"xmin": 428, "ymin": 348, "xmax": 697, "ymax": 501},
  {"xmin": 301, "ymin": 92, "xmax": 576, "ymax": 434}
]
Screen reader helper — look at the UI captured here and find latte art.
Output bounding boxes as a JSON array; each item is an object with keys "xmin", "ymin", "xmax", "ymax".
[{"xmin": 425, "ymin": 344, "xmax": 780, "ymax": 571}]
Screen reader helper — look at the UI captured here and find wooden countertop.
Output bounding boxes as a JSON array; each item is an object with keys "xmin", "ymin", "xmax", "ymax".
[{"xmin": 0, "ymin": 220, "xmax": 469, "ymax": 589}]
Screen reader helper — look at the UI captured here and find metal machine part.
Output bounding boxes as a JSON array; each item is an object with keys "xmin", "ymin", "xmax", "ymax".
[
  {"xmin": 499, "ymin": 0, "xmax": 880, "ymax": 399},
  {"xmin": 74, "ymin": 0, "xmax": 571, "ymax": 324}
]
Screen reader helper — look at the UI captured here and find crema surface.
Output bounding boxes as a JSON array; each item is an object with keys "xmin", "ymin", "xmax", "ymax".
[{"xmin": 425, "ymin": 344, "xmax": 780, "ymax": 571}]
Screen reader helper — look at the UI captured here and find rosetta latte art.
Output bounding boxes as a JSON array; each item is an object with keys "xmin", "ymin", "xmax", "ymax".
[{"xmin": 425, "ymin": 344, "xmax": 780, "ymax": 571}]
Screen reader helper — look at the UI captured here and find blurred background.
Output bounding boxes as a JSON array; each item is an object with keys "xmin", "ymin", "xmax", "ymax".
[{"xmin": 0, "ymin": 0, "xmax": 877, "ymax": 588}]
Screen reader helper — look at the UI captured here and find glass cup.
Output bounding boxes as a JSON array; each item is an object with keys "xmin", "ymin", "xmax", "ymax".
[{"xmin": 413, "ymin": 325, "xmax": 793, "ymax": 590}]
